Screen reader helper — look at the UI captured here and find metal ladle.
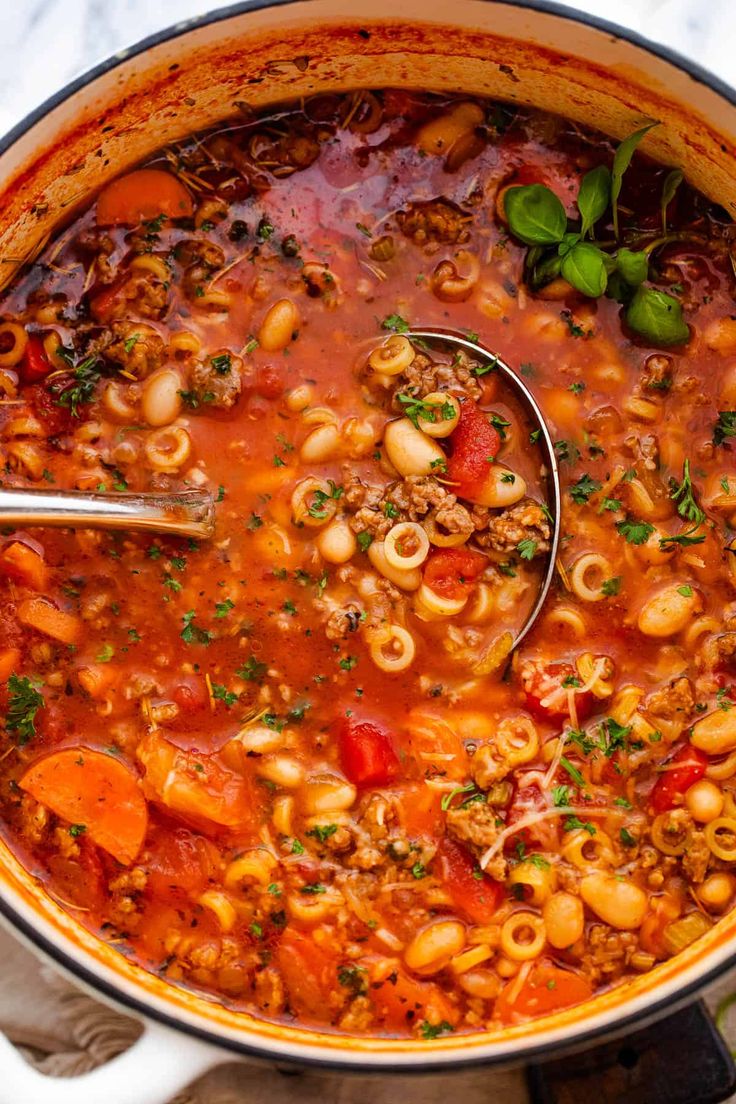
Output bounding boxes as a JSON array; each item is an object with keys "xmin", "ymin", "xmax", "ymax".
[
  {"xmin": 0, "ymin": 487, "xmax": 215, "ymax": 539},
  {"xmin": 0, "ymin": 331, "xmax": 561, "ymax": 620},
  {"xmin": 406, "ymin": 327, "xmax": 561, "ymax": 648}
]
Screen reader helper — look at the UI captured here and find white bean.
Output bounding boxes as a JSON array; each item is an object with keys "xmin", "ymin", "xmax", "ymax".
[
  {"xmin": 316, "ymin": 518, "xmax": 357, "ymax": 564},
  {"xmin": 141, "ymin": 370, "xmax": 183, "ymax": 427},
  {"xmin": 383, "ymin": 418, "xmax": 446, "ymax": 476}
]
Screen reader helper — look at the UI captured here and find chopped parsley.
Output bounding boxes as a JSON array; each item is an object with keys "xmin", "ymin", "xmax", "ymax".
[
  {"xmin": 237, "ymin": 656, "xmax": 268, "ymax": 682},
  {"xmin": 180, "ymin": 611, "xmax": 212, "ymax": 645},
  {"xmin": 211, "ymin": 353, "xmax": 232, "ymax": 375},
  {"xmin": 563, "ymin": 816, "xmax": 596, "ymax": 836},
  {"xmin": 211, "ymin": 683, "xmax": 238, "ymax": 708},
  {"xmin": 601, "ymin": 576, "xmax": 621, "ymax": 597},
  {"xmin": 397, "ymin": 392, "xmax": 455, "ymax": 428},
  {"xmin": 714, "ymin": 411, "xmax": 736, "ymax": 446},
  {"xmin": 560, "ymin": 757, "xmax": 585, "ymax": 787},
  {"xmin": 670, "ymin": 459, "xmax": 705, "ymax": 525},
  {"xmin": 306, "ymin": 824, "xmax": 338, "ymax": 843},
  {"xmin": 517, "ymin": 538, "xmax": 537, "ymax": 561},
  {"xmin": 381, "ymin": 313, "xmax": 410, "ymax": 334},
  {"xmin": 570, "ymin": 473, "xmax": 602, "ymax": 504},
  {"xmin": 659, "ymin": 525, "xmax": 705, "ymax": 549},
  {"xmin": 5, "ymin": 675, "xmax": 44, "ymax": 744},
  {"xmin": 337, "ymin": 964, "xmax": 367, "ymax": 996},
  {"xmin": 419, "ymin": 1020, "xmax": 454, "ymax": 1040},
  {"xmin": 616, "ymin": 517, "xmax": 655, "ymax": 545},
  {"xmin": 551, "ymin": 784, "xmax": 570, "ymax": 807},
  {"xmin": 307, "ymin": 480, "xmax": 343, "ymax": 520}
]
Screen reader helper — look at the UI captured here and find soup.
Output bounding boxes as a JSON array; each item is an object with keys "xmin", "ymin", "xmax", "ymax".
[{"xmin": 0, "ymin": 89, "xmax": 735, "ymax": 1037}]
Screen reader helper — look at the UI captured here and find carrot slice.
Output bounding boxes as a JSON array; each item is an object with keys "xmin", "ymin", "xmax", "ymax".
[
  {"xmin": 0, "ymin": 648, "xmax": 20, "ymax": 683},
  {"xmin": 17, "ymin": 597, "xmax": 81, "ymax": 645},
  {"xmin": 0, "ymin": 542, "xmax": 48, "ymax": 590},
  {"xmin": 20, "ymin": 748, "xmax": 147, "ymax": 865},
  {"xmin": 96, "ymin": 168, "xmax": 194, "ymax": 226}
]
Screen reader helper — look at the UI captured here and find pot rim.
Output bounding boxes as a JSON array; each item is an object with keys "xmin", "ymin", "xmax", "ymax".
[{"xmin": 1, "ymin": 0, "xmax": 736, "ymax": 1072}]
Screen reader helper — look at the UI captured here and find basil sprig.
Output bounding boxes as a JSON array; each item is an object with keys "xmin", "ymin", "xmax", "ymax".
[{"xmin": 503, "ymin": 121, "xmax": 690, "ymax": 348}]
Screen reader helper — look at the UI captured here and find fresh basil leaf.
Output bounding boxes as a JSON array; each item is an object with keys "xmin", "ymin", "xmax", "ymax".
[
  {"xmin": 557, "ymin": 231, "xmax": 581, "ymax": 258},
  {"xmin": 616, "ymin": 248, "xmax": 649, "ymax": 287},
  {"xmin": 578, "ymin": 164, "xmax": 611, "ymax": 238},
  {"xmin": 625, "ymin": 286, "xmax": 689, "ymax": 346},
  {"xmin": 611, "ymin": 120, "xmax": 659, "ymax": 237},
  {"xmin": 504, "ymin": 184, "xmax": 567, "ymax": 246},
  {"xmin": 527, "ymin": 250, "xmax": 563, "ymax": 291},
  {"xmin": 606, "ymin": 270, "xmax": 633, "ymax": 304},
  {"xmin": 661, "ymin": 168, "xmax": 683, "ymax": 234},
  {"xmin": 560, "ymin": 242, "xmax": 609, "ymax": 297}
]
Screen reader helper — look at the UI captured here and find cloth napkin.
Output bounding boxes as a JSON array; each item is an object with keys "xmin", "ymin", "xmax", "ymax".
[{"xmin": 2, "ymin": 920, "xmax": 736, "ymax": 1103}]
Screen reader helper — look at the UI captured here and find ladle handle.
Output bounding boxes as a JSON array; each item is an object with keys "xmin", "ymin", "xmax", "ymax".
[{"xmin": 0, "ymin": 488, "xmax": 215, "ymax": 539}]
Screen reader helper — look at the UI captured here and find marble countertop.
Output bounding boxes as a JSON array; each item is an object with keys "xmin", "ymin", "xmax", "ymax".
[{"xmin": 0, "ymin": 0, "xmax": 734, "ymax": 141}]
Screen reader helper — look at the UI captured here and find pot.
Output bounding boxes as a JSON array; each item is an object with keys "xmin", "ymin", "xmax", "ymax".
[{"xmin": 1, "ymin": 2, "xmax": 736, "ymax": 1101}]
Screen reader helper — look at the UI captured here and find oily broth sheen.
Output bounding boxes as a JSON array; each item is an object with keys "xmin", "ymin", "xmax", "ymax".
[{"xmin": 0, "ymin": 90, "xmax": 733, "ymax": 1036}]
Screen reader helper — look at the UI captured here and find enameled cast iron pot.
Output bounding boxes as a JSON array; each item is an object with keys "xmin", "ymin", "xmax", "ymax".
[{"xmin": 2, "ymin": 2, "xmax": 736, "ymax": 1100}]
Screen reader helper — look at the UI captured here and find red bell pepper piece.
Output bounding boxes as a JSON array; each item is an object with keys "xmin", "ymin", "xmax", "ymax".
[
  {"xmin": 650, "ymin": 744, "xmax": 708, "ymax": 813},
  {"xmin": 435, "ymin": 836, "xmax": 503, "ymax": 924},
  {"xmin": 338, "ymin": 718, "xmax": 399, "ymax": 787},
  {"xmin": 20, "ymin": 335, "xmax": 51, "ymax": 384}
]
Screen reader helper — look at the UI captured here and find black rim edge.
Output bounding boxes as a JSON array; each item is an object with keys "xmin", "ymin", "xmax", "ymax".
[{"xmin": 0, "ymin": 0, "xmax": 735, "ymax": 1072}]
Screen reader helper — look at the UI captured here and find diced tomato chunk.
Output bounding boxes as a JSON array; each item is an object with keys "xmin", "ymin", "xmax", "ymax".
[
  {"xmin": 422, "ymin": 547, "xmax": 486, "ymax": 602},
  {"xmin": 276, "ymin": 928, "xmax": 336, "ymax": 1021},
  {"xmin": 446, "ymin": 399, "xmax": 500, "ymax": 498},
  {"xmin": 650, "ymin": 744, "xmax": 708, "ymax": 813},
  {"xmin": 173, "ymin": 678, "xmax": 209, "ymax": 714},
  {"xmin": 435, "ymin": 836, "xmax": 503, "ymax": 924},
  {"xmin": 496, "ymin": 961, "xmax": 593, "ymax": 1024},
  {"xmin": 143, "ymin": 824, "xmax": 220, "ymax": 899},
  {"xmin": 338, "ymin": 717, "xmax": 399, "ymax": 787},
  {"xmin": 368, "ymin": 967, "xmax": 457, "ymax": 1032},
  {"xmin": 522, "ymin": 661, "xmax": 593, "ymax": 723},
  {"xmin": 20, "ymin": 336, "xmax": 51, "ymax": 384},
  {"xmin": 256, "ymin": 364, "xmax": 286, "ymax": 398}
]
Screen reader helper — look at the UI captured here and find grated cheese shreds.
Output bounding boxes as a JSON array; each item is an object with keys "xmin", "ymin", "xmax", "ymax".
[
  {"xmin": 425, "ymin": 778, "xmax": 462, "ymax": 792},
  {"xmin": 375, "ymin": 928, "xmax": 404, "ymax": 951},
  {"xmin": 541, "ymin": 735, "xmax": 567, "ymax": 790},
  {"xmin": 479, "ymin": 806, "xmax": 614, "ymax": 870},
  {"xmin": 502, "ymin": 960, "xmax": 533, "ymax": 1007}
]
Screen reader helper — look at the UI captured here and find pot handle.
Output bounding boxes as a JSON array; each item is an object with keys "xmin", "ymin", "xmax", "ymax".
[
  {"xmin": 526, "ymin": 1000, "xmax": 736, "ymax": 1104},
  {"xmin": 0, "ymin": 1018, "xmax": 225, "ymax": 1104}
]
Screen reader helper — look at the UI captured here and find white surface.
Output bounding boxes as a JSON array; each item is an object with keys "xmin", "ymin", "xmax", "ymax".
[{"xmin": 0, "ymin": 0, "xmax": 733, "ymax": 142}]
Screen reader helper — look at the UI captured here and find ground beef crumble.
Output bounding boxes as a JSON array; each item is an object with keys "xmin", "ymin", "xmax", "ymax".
[
  {"xmin": 396, "ymin": 198, "xmax": 472, "ymax": 246},
  {"xmin": 474, "ymin": 499, "xmax": 551, "ymax": 556},
  {"xmin": 645, "ymin": 676, "xmax": 696, "ymax": 719}
]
